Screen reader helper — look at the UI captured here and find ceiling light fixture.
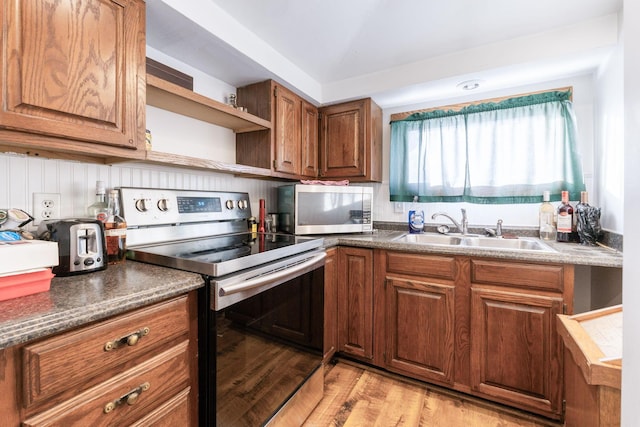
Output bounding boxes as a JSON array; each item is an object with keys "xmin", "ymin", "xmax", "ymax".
[{"xmin": 457, "ymin": 79, "xmax": 481, "ymax": 91}]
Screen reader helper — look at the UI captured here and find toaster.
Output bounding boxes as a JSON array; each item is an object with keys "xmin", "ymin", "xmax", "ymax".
[{"xmin": 37, "ymin": 219, "xmax": 107, "ymax": 276}]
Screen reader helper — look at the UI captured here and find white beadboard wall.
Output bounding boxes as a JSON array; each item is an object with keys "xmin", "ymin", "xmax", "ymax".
[{"xmin": 0, "ymin": 153, "xmax": 281, "ymax": 229}]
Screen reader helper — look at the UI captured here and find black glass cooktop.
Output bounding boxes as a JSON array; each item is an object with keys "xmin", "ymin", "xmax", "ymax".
[{"xmin": 127, "ymin": 232, "xmax": 323, "ymax": 277}]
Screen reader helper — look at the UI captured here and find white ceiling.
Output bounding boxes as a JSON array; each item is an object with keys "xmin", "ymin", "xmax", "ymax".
[{"xmin": 147, "ymin": 0, "xmax": 622, "ymax": 107}]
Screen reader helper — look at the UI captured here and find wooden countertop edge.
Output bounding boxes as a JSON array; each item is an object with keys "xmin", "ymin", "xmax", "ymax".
[{"xmin": 557, "ymin": 306, "xmax": 622, "ymax": 390}]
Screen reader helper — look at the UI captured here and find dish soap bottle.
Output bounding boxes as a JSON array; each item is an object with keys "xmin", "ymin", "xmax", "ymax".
[
  {"xmin": 408, "ymin": 196, "xmax": 424, "ymax": 234},
  {"xmin": 539, "ymin": 191, "xmax": 556, "ymax": 241},
  {"xmin": 105, "ymin": 189, "xmax": 127, "ymax": 264}
]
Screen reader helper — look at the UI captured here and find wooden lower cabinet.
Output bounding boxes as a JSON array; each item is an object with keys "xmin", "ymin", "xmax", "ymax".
[
  {"xmin": 470, "ymin": 287, "xmax": 565, "ymax": 417},
  {"xmin": 0, "ymin": 293, "xmax": 198, "ymax": 426},
  {"xmin": 336, "ymin": 249, "xmax": 573, "ymax": 421},
  {"xmin": 381, "ymin": 251, "xmax": 459, "ymax": 386},
  {"xmin": 337, "ymin": 247, "xmax": 374, "ymax": 361},
  {"xmin": 323, "ymin": 247, "xmax": 338, "ymax": 362},
  {"xmin": 384, "ymin": 277, "xmax": 456, "ymax": 385}
]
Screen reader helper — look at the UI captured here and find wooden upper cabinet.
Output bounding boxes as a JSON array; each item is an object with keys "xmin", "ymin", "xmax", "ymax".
[
  {"xmin": 236, "ymin": 80, "xmax": 319, "ymax": 179},
  {"xmin": 0, "ymin": 0, "xmax": 146, "ymax": 155},
  {"xmin": 273, "ymin": 84, "xmax": 302, "ymax": 175},
  {"xmin": 319, "ymin": 98, "xmax": 382, "ymax": 182},
  {"xmin": 301, "ymin": 99, "xmax": 319, "ymax": 177}
]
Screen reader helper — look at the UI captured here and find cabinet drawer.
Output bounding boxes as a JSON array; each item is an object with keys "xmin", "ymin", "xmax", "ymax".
[
  {"xmin": 23, "ymin": 296, "xmax": 189, "ymax": 407},
  {"xmin": 385, "ymin": 252, "xmax": 456, "ymax": 280},
  {"xmin": 471, "ymin": 259, "xmax": 565, "ymax": 292},
  {"xmin": 23, "ymin": 342, "xmax": 190, "ymax": 427}
]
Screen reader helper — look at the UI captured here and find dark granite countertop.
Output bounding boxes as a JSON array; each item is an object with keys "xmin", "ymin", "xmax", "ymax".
[
  {"xmin": 1, "ymin": 228, "xmax": 621, "ymax": 351},
  {"xmin": 0, "ymin": 261, "xmax": 203, "ymax": 350},
  {"xmin": 322, "ymin": 229, "xmax": 623, "ymax": 268}
]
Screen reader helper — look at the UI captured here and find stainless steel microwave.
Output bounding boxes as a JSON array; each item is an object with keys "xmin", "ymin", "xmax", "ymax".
[{"xmin": 277, "ymin": 184, "xmax": 373, "ymax": 234}]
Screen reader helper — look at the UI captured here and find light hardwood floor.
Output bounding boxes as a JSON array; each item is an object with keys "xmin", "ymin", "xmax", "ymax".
[{"xmin": 303, "ymin": 360, "xmax": 563, "ymax": 427}]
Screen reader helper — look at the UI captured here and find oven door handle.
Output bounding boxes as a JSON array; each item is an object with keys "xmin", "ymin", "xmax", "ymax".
[{"xmin": 218, "ymin": 252, "xmax": 326, "ymax": 297}]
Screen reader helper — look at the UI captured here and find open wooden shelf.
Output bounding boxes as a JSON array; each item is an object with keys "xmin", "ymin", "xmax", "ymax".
[
  {"xmin": 146, "ymin": 74, "xmax": 272, "ymax": 133},
  {"xmin": 144, "ymin": 151, "xmax": 273, "ymax": 178},
  {"xmin": 143, "ymin": 74, "xmax": 275, "ymax": 178}
]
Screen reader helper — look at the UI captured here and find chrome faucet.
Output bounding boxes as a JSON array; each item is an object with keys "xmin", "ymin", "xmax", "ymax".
[
  {"xmin": 484, "ymin": 219, "xmax": 503, "ymax": 237},
  {"xmin": 432, "ymin": 209, "xmax": 468, "ymax": 235}
]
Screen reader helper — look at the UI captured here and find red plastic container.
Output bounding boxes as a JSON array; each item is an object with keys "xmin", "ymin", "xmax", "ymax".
[{"xmin": 0, "ymin": 268, "xmax": 54, "ymax": 302}]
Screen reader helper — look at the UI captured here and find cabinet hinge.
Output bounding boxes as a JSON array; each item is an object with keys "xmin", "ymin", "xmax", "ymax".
[
  {"xmin": 384, "ymin": 279, "xmax": 388, "ymax": 289},
  {"xmin": 563, "ymin": 303, "xmax": 568, "ymax": 314},
  {"xmin": 274, "ymin": 86, "xmax": 278, "ymax": 97},
  {"xmin": 562, "ymin": 399, "xmax": 566, "ymax": 416}
]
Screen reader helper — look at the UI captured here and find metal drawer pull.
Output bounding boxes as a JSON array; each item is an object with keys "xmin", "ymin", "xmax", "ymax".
[
  {"xmin": 104, "ymin": 327, "xmax": 150, "ymax": 351},
  {"xmin": 103, "ymin": 382, "xmax": 150, "ymax": 414}
]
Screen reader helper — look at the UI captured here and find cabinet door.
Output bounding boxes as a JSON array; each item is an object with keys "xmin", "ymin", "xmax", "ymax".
[
  {"xmin": 0, "ymin": 0, "xmax": 145, "ymax": 150},
  {"xmin": 470, "ymin": 287, "xmax": 564, "ymax": 417},
  {"xmin": 319, "ymin": 97, "xmax": 382, "ymax": 182},
  {"xmin": 273, "ymin": 84, "xmax": 301, "ymax": 174},
  {"xmin": 319, "ymin": 100, "xmax": 365, "ymax": 178},
  {"xmin": 323, "ymin": 248, "xmax": 338, "ymax": 362},
  {"xmin": 300, "ymin": 99, "xmax": 318, "ymax": 177},
  {"xmin": 385, "ymin": 277, "xmax": 455, "ymax": 385},
  {"xmin": 337, "ymin": 247, "xmax": 373, "ymax": 360}
]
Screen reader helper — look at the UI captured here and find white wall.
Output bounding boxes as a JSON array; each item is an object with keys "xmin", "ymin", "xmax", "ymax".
[
  {"xmin": 146, "ymin": 47, "xmax": 238, "ymax": 162},
  {"xmin": 374, "ymin": 74, "xmax": 597, "ymax": 229},
  {"xmin": 594, "ymin": 30, "xmax": 625, "ymax": 234},
  {"xmin": 622, "ymin": 0, "xmax": 640, "ymax": 424}
]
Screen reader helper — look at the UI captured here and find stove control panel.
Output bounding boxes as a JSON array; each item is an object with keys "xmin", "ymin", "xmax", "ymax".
[{"xmin": 119, "ymin": 187, "xmax": 252, "ymax": 227}]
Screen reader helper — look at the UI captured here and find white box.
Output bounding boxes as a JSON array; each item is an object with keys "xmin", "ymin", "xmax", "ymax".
[{"xmin": 0, "ymin": 240, "xmax": 59, "ymax": 275}]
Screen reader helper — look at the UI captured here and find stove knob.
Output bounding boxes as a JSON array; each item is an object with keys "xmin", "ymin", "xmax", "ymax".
[
  {"xmin": 157, "ymin": 198, "xmax": 171, "ymax": 212},
  {"xmin": 237, "ymin": 200, "xmax": 249, "ymax": 210},
  {"xmin": 225, "ymin": 200, "xmax": 235, "ymax": 210},
  {"xmin": 135, "ymin": 199, "xmax": 148, "ymax": 212}
]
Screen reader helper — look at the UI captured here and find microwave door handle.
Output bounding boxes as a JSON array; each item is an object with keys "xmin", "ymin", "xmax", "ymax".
[{"xmin": 218, "ymin": 252, "xmax": 327, "ymax": 297}]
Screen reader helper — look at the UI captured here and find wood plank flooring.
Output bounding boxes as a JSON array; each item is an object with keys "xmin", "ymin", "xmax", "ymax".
[{"xmin": 303, "ymin": 360, "xmax": 563, "ymax": 427}]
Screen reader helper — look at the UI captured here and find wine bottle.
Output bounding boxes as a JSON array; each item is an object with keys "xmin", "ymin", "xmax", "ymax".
[
  {"xmin": 104, "ymin": 190, "xmax": 127, "ymax": 264},
  {"xmin": 575, "ymin": 191, "xmax": 590, "ymax": 244},
  {"xmin": 87, "ymin": 181, "xmax": 109, "ymax": 223},
  {"xmin": 556, "ymin": 191, "xmax": 574, "ymax": 242},
  {"xmin": 539, "ymin": 191, "xmax": 556, "ymax": 241}
]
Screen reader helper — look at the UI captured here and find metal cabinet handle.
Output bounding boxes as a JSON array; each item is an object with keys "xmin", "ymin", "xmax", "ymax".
[
  {"xmin": 103, "ymin": 382, "xmax": 150, "ymax": 414},
  {"xmin": 104, "ymin": 327, "xmax": 150, "ymax": 352}
]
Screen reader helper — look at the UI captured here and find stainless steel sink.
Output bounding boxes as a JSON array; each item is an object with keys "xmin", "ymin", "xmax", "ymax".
[
  {"xmin": 394, "ymin": 233, "xmax": 556, "ymax": 253},
  {"xmin": 462, "ymin": 236, "xmax": 556, "ymax": 252},
  {"xmin": 397, "ymin": 233, "xmax": 463, "ymax": 245}
]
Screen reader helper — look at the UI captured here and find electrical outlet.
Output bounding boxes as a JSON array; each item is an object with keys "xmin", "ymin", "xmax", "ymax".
[
  {"xmin": 394, "ymin": 202, "xmax": 404, "ymax": 213},
  {"xmin": 33, "ymin": 193, "xmax": 61, "ymax": 225}
]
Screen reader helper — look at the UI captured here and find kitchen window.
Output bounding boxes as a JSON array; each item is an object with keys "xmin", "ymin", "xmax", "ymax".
[{"xmin": 389, "ymin": 89, "xmax": 586, "ymax": 204}]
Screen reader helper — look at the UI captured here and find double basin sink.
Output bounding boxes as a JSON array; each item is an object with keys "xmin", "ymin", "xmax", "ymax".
[{"xmin": 394, "ymin": 233, "xmax": 556, "ymax": 253}]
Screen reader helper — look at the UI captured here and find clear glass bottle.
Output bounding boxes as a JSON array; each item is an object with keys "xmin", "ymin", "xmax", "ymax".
[
  {"xmin": 556, "ymin": 190, "xmax": 574, "ymax": 242},
  {"xmin": 539, "ymin": 191, "xmax": 556, "ymax": 241},
  {"xmin": 87, "ymin": 181, "xmax": 109, "ymax": 223},
  {"xmin": 104, "ymin": 190, "xmax": 127, "ymax": 264}
]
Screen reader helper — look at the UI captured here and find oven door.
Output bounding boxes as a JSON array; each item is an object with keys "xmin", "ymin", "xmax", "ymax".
[{"xmin": 211, "ymin": 250, "xmax": 325, "ymax": 426}]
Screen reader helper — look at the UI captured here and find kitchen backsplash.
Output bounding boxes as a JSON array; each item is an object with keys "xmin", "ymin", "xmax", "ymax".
[{"xmin": 0, "ymin": 153, "xmax": 282, "ymax": 229}]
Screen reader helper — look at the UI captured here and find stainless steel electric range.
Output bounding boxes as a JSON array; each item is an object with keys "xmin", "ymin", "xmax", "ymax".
[{"xmin": 119, "ymin": 187, "xmax": 326, "ymax": 426}]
